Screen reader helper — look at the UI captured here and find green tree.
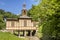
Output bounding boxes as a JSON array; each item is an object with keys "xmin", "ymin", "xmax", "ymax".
[
  {"xmin": 28, "ymin": 0, "xmax": 60, "ymax": 40},
  {"xmin": 0, "ymin": 9, "xmax": 18, "ymax": 30}
]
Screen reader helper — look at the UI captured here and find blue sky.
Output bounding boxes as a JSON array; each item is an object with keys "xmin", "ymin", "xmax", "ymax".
[{"xmin": 0, "ymin": 0, "xmax": 39, "ymax": 15}]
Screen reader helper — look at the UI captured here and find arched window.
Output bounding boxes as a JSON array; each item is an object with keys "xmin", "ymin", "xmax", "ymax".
[{"xmin": 24, "ymin": 10, "xmax": 26, "ymax": 15}]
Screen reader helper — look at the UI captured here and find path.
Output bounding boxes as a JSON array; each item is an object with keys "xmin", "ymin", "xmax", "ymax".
[{"xmin": 28, "ymin": 36, "xmax": 40, "ymax": 40}]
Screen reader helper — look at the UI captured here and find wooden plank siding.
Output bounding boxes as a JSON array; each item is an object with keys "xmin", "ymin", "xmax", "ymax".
[
  {"xmin": 6, "ymin": 27, "xmax": 37, "ymax": 30},
  {"xmin": 6, "ymin": 19, "xmax": 37, "ymax": 30}
]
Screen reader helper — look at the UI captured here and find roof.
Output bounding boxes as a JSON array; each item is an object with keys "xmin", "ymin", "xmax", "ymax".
[
  {"xmin": 6, "ymin": 15, "xmax": 32, "ymax": 21},
  {"xmin": 6, "ymin": 18, "xmax": 18, "ymax": 21},
  {"xmin": 20, "ymin": 15, "xmax": 32, "ymax": 19}
]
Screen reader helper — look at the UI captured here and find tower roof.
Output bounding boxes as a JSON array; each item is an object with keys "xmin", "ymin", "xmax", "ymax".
[{"xmin": 20, "ymin": 3, "xmax": 32, "ymax": 19}]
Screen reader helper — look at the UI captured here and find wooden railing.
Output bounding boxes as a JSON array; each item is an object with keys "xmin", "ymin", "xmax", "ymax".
[{"xmin": 6, "ymin": 26, "xmax": 37, "ymax": 30}]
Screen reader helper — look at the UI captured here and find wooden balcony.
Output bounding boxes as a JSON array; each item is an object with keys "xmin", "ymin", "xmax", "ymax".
[{"xmin": 6, "ymin": 26, "xmax": 37, "ymax": 30}]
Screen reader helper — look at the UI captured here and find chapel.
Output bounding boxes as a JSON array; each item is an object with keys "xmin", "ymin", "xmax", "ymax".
[{"xmin": 6, "ymin": 3, "xmax": 38, "ymax": 37}]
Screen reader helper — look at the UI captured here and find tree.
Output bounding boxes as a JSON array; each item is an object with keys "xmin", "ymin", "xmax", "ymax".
[
  {"xmin": 0, "ymin": 9, "xmax": 18, "ymax": 30},
  {"xmin": 28, "ymin": 0, "xmax": 60, "ymax": 40}
]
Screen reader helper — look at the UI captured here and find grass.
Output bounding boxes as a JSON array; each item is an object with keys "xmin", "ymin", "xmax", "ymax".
[
  {"xmin": 0, "ymin": 26, "xmax": 43, "ymax": 40},
  {"xmin": 0, "ymin": 31, "xmax": 28, "ymax": 40}
]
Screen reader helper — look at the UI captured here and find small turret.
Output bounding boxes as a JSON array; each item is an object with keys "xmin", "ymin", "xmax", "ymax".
[
  {"xmin": 20, "ymin": 2, "xmax": 32, "ymax": 19},
  {"xmin": 22, "ymin": 3, "xmax": 27, "ymax": 16}
]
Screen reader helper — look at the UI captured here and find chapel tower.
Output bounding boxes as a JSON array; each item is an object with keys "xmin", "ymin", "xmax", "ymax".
[{"xmin": 22, "ymin": 3, "xmax": 27, "ymax": 16}]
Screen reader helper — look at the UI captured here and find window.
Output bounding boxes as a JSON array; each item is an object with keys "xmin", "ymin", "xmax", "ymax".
[
  {"xmin": 24, "ymin": 20, "xmax": 27, "ymax": 27},
  {"xmin": 11, "ymin": 21, "xmax": 14, "ymax": 27},
  {"xmin": 33, "ymin": 22, "xmax": 36, "ymax": 27}
]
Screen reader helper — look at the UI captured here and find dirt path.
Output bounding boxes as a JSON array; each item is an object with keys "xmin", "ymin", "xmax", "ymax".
[{"xmin": 28, "ymin": 36, "xmax": 40, "ymax": 40}]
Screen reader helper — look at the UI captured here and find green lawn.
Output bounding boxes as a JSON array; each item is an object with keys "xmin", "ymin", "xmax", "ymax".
[
  {"xmin": 0, "ymin": 31, "xmax": 28, "ymax": 40},
  {"xmin": 0, "ymin": 26, "xmax": 42, "ymax": 40}
]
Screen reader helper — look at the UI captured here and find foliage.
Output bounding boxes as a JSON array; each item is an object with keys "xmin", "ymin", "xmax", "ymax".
[
  {"xmin": 0, "ymin": 9, "xmax": 18, "ymax": 29},
  {"xmin": 28, "ymin": 0, "xmax": 60, "ymax": 40}
]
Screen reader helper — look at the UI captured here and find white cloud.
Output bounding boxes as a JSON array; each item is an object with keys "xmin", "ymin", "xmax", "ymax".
[{"xmin": 0, "ymin": 1, "xmax": 5, "ymax": 5}]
